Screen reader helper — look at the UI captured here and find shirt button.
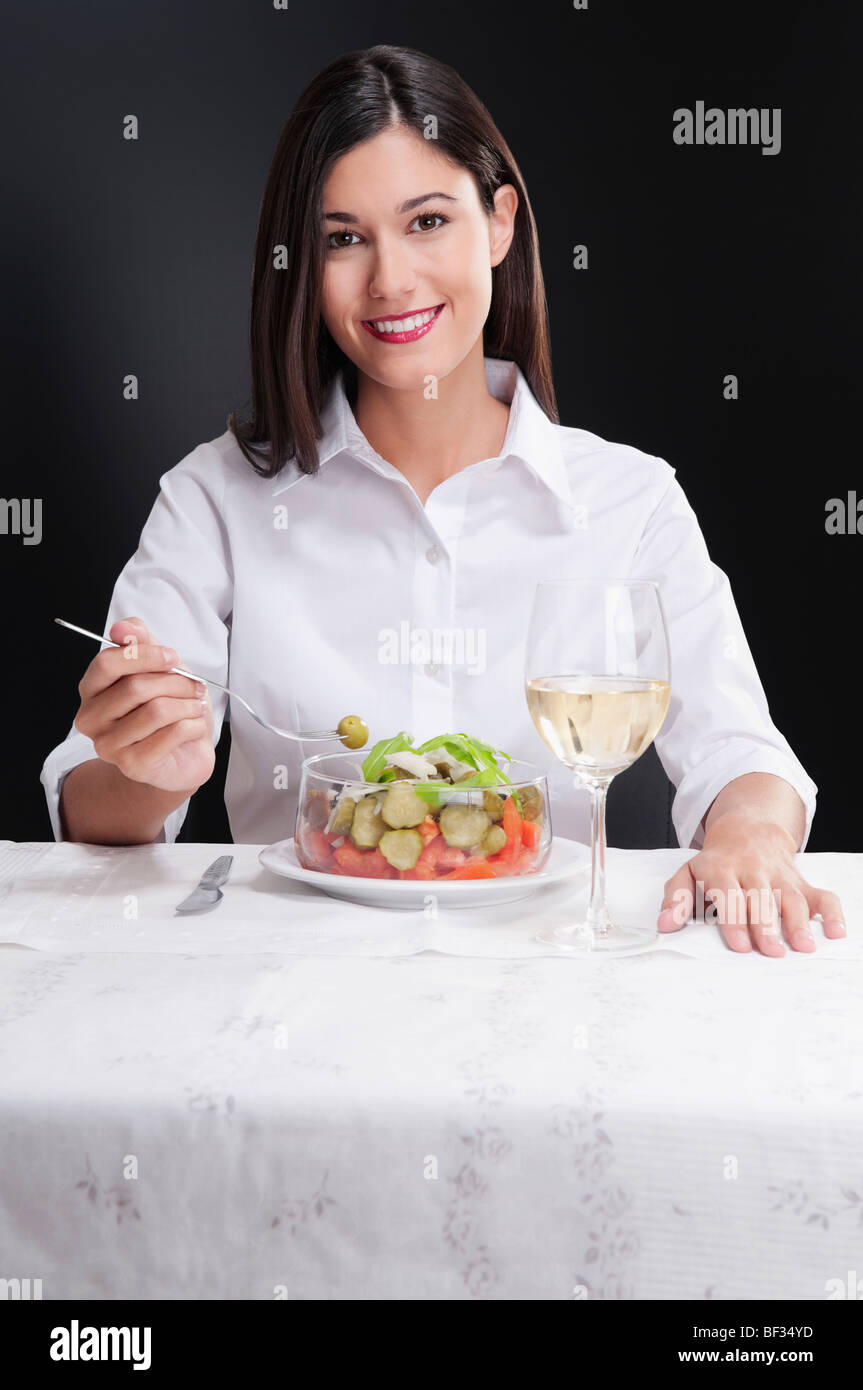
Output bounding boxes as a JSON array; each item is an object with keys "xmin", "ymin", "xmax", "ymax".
[
  {"xmin": 424, "ymin": 662, "xmax": 440, "ymax": 678},
  {"xmin": 425, "ymin": 545, "xmax": 441, "ymax": 565}
]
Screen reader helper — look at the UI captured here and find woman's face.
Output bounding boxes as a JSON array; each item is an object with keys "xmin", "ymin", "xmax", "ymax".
[{"xmin": 319, "ymin": 125, "xmax": 517, "ymax": 389}]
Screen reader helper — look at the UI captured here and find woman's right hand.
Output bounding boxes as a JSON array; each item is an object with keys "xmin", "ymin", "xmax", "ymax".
[{"xmin": 74, "ymin": 617, "xmax": 216, "ymax": 794}]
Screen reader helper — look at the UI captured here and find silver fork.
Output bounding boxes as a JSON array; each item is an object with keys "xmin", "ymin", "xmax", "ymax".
[{"xmin": 55, "ymin": 618, "xmax": 344, "ymax": 743}]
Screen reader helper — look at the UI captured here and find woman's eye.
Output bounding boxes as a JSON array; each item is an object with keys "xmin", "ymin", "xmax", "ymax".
[
  {"xmin": 326, "ymin": 229, "xmax": 361, "ymax": 250},
  {"xmin": 410, "ymin": 211, "xmax": 449, "ymax": 233},
  {"xmin": 325, "ymin": 211, "xmax": 449, "ymax": 251}
]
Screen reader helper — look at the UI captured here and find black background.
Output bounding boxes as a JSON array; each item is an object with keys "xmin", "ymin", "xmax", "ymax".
[{"xmin": 2, "ymin": 0, "xmax": 859, "ymax": 847}]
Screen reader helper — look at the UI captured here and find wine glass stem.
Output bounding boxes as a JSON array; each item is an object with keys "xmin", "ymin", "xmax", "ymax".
[{"xmin": 584, "ymin": 775, "xmax": 613, "ymax": 937}]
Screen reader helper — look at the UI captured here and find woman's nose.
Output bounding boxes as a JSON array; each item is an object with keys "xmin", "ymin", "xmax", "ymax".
[{"xmin": 368, "ymin": 236, "xmax": 417, "ymax": 302}]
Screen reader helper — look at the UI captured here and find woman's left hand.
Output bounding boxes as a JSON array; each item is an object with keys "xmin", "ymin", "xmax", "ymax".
[{"xmin": 657, "ymin": 816, "xmax": 847, "ymax": 955}]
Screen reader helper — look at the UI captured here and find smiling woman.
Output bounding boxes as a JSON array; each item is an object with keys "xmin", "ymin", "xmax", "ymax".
[
  {"xmin": 42, "ymin": 43, "xmax": 844, "ymax": 956},
  {"xmin": 227, "ymin": 44, "xmax": 554, "ymax": 493}
]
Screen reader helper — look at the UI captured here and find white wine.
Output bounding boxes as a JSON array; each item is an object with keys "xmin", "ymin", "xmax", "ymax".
[{"xmin": 526, "ymin": 675, "xmax": 671, "ymax": 778}]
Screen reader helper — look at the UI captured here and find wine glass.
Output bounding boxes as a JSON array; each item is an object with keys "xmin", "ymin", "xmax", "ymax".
[{"xmin": 525, "ymin": 579, "xmax": 671, "ymax": 954}]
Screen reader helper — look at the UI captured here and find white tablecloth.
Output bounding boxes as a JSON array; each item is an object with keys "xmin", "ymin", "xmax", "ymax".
[{"xmin": 0, "ymin": 840, "xmax": 861, "ymax": 1299}]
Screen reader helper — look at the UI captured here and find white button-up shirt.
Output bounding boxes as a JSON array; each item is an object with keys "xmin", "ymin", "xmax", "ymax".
[{"xmin": 41, "ymin": 356, "xmax": 817, "ymax": 849}]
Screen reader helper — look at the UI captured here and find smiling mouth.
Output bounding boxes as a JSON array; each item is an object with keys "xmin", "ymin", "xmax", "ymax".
[{"xmin": 361, "ymin": 303, "xmax": 445, "ymax": 339}]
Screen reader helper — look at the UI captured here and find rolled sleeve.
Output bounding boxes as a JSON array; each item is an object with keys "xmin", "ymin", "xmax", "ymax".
[
  {"xmin": 671, "ymin": 741, "xmax": 817, "ymax": 853},
  {"xmin": 41, "ymin": 443, "xmax": 233, "ymax": 843},
  {"xmin": 632, "ymin": 463, "xmax": 818, "ymax": 852},
  {"xmin": 40, "ymin": 746, "xmax": 192, "ymax": 845}
]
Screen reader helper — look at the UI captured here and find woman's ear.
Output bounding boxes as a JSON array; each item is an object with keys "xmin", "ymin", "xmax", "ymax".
[{"xmin": 489, "ymin": 183, "xmax": 519, "ymax": 268}]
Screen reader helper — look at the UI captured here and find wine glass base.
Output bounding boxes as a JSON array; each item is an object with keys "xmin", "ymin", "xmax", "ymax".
[{"xmin": 535, "ymin": 921, "xmax": 657, "ymax": 956}]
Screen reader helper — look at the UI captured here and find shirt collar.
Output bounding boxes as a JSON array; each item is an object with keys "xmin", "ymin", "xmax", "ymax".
[{"xmin": 271, "ymin": 355, "xmax": 574, "ymax": 510}]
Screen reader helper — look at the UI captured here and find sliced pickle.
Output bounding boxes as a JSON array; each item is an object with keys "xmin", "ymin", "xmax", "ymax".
[
  {"xmin": 381, "ymin": 781, "xmax": 428, "ymax": 829},
  {"xmin": 519, "ymin": 785, "xmax": 544, "ymax": 821},
  {"xmin": 350, "ymin": 795, "xmax": 386, "ymax": 848},
  {"xmin": 439, "ymin": 803, "xmax": 491, "ymax": 848},
  {"xmin": 378, "ymin": 828, "xmax": 424, "ymax": 870},
  {"xmin": 480, "ymin": 824, "xmax": 507, "ymax": 856},
  {"xmin": 328, "ymin": 796, "xmax": 356, "ymax": 837}
]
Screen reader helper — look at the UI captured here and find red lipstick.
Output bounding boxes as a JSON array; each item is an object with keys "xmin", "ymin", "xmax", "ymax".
[{"xmin": 361, "ymin": 303, "xmax": 445, "ymax": 344}]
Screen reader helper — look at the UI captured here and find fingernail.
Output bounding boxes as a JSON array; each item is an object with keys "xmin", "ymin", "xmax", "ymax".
[
  {"xmin": 162, "ymin": 647, "xmax": 178, "ymax": 664},
  {"xmin": 657, "ymin": 909, "xmax": 677, "ymax": 931},
  {"xmin": 792, "ymin": 929, "xmax": 815, "ymax": 951},
  {"xmin": 825, "ymin": 919, "xmax": 846, "ymax": 936},
  {"xmin": 729, "ymin": 928, "xmax": 751, "ymax": 951},
  {"xmin": 194, "ymin": 680, "xmax": 206, "ymax": 696}
]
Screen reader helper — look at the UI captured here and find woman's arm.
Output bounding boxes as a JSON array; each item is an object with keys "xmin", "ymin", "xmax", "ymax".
[
  {"xmin": 700, "ymin": 771, "xmax": 806, "ymax": 851},
  {"xmin": 660, "ymin": 779, "xmax": 846, "ymax": 955},
  {"xmin": 59, "ymin": 759, "xmax": 196, "ymax": 845},
  {"xmin": 41, "ymin": 442, "xmax": 233, "ymax": 844},
  {"xmin": 628, "ymin": 461, "xmax": 844, "ymax": 952},
  {"xmin": 629, "ymin": 461, "xmax": 818, "ymax": 852}
]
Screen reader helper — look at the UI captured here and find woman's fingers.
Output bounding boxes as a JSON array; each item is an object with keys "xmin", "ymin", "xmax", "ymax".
[
  {"xmin": 79, "ymin": 638, "xmax": 177, "ymax": 703},
  {"xmin": 737, "ymin": 879, "xmax": 787, "ymax": 956},
  {"xmin": 702, "ymin": 876, "xmax": 758, "ymax": 953},
  {"xmin": 92, "ymin": 696, "xmax": 206, "ymax": 763},
  {"xmin": 658, "ymin": 856, "xmax": 848, "ymax": 956},
  {"xmin": 88, "ymin": 671, "xmax": 206, "ymax": 723},
  {"xmin": 796, "ymin": 882, "xmax": 847, "ymax": 940},
  {"xmin": 110, "ymin": 616, "xmax": 153, "ymax": 649},
  {"xmin": 115, "ymin": 715, "xmax": 211, "ymax": 785},
  {"xmin": 658, "ymin": 862, "xmax": 696, "ymax": 931},
  {"xmin": 771, "ymin": 883, "xmax": 816, "ymax": 952}
]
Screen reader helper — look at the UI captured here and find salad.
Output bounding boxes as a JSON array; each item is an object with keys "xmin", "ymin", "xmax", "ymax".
[{"xmin": 295, "ymin": 732, "xmax": 550, "ymax": 881}]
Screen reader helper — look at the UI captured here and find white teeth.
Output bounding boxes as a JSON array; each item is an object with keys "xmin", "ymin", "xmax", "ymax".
[{"xmin": 370, "ymin": 306, "xmax": 439, "ymax": 333}]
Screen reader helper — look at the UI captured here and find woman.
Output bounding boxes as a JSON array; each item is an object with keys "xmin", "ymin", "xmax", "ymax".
[{"xmin": 42, "ymin": 44, "xmax": 845, "ymax": 955}]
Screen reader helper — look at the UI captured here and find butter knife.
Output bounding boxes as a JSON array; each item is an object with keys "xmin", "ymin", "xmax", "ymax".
[{"xmin": 174, "ymin": 855, "xmax": 234, "ymax": 915}]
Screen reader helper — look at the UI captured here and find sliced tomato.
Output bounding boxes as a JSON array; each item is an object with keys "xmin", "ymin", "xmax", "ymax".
[
  {"xmin": 439, "ymin": 862, "xmax": 496, "ymax": 880},
  {"xmin": 501, "ymin": 796, "xmax": 524, "ymax": 861},
  {"xmin": 433, "ymin": 846, "xmax": 468, "ymax": 873},
  {"xmin": 484, "ymin": 852, "xmax": 514, "ymax": 877},
  {"xmin": 413, "ymin": 835, "xmax": 451, "ymax": 871},
  {"xmin": 297, "ymin": 825, "xmax": 336, "ymax": 870},
  {"xmin": 521, "ymin": 819, "xmax": 541, "ymax": 848},
  {"xmin": 332, "ymin": 842, "xmax": 397, "ymax": 879},
  {"xmin": 513, "ymin": 846, "xmax": 540, "ymax": 874},
  {"xmin": 417, "ymin": 816, "xmax": 441, "ymax": 845},
  {"xmin": 397, "ymin": 863, "xmax": 436, "ymax": 880},
  {"xmin": 485, "ymin": 843, "xmax": 543, "ymax": 877}
]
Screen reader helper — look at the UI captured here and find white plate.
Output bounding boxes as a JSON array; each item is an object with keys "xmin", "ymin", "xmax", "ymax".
[{"xmin": 259, "ymin": 836, "xmax": 591, "ymax": 910}]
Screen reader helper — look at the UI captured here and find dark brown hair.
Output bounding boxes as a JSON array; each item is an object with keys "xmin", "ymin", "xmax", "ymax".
[{"xmin": 228, "ymin": 43, "xmax": 558, "ymax": 479}]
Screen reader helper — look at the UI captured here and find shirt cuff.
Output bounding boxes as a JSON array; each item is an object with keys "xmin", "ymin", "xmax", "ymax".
[
  {"xmin": 160, "ymin": 800, "xmax": 192, "ymax": 844},
  {"xmin": 41, "ymin": 730, "xmax": 191, "ymax": 844},
  {"xmin": 672, "ymin": 744, "xmax": 818, "ymax": 853},
  {"xmin": 41, "ymin": 736, "xmax": 100, "ymax": 842}
]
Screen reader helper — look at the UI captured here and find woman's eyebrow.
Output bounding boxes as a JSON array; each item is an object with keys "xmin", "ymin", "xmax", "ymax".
[{"xmin": 322, "ymin": 192, "xmax": 459, "ymax": 223}]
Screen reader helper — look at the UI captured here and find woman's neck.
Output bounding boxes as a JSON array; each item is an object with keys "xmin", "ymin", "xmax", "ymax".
[{"xmin": 349, "ymin": 345, "xmax": 511, "ymax": 506}]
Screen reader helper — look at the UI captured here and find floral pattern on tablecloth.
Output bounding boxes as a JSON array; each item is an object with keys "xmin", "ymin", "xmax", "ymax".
[{"xmin": 1, "ymin": 942, "xmax": 862, "ymax": 1298}]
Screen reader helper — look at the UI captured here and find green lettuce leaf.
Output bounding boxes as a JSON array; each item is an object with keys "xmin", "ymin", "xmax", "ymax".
[
  {"xmin": 365, "ymin": 730, "xmax": 524, "ymax": 812},
  {"xmin": 361, "ymin": 732, "xmax": 414, "ymax": 783}
]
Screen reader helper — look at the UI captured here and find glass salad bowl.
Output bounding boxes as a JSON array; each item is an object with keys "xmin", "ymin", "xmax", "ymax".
[{"xmin": 295, "ymin": 751, "xmax": 553, "ymax": 882}]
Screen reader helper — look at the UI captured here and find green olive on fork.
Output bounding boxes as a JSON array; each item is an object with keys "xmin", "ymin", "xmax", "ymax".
[{"xmin": 337, "ymin": 715, "xmax": 369, "ymax": 750}]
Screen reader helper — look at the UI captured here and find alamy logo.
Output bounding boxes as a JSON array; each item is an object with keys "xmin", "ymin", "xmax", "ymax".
[
  {"xmin": 50, "ymin": 1320, "xmax": 151, "ymax": 1371},
  {"xmin": 825, "ymin": 1271, "xmax": 863, "ymax": 1299},
  {"xmin": 0, "ymin": 1277, "xmax": 42, "ymax": 1299},
  {"xmin": 378, "ymin": 621, "xmax": 487, "ymax": 675},
  {"xmin": 825, "ymin": 492, "xmax": 863, "ymax": 534},
  {"xmin": 673, "ymin": 101, "xmax": 781, "ymax": 156},
  {"xmin": 0, "ymin": 497, "xmax": 42, "ymax": 545}
]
